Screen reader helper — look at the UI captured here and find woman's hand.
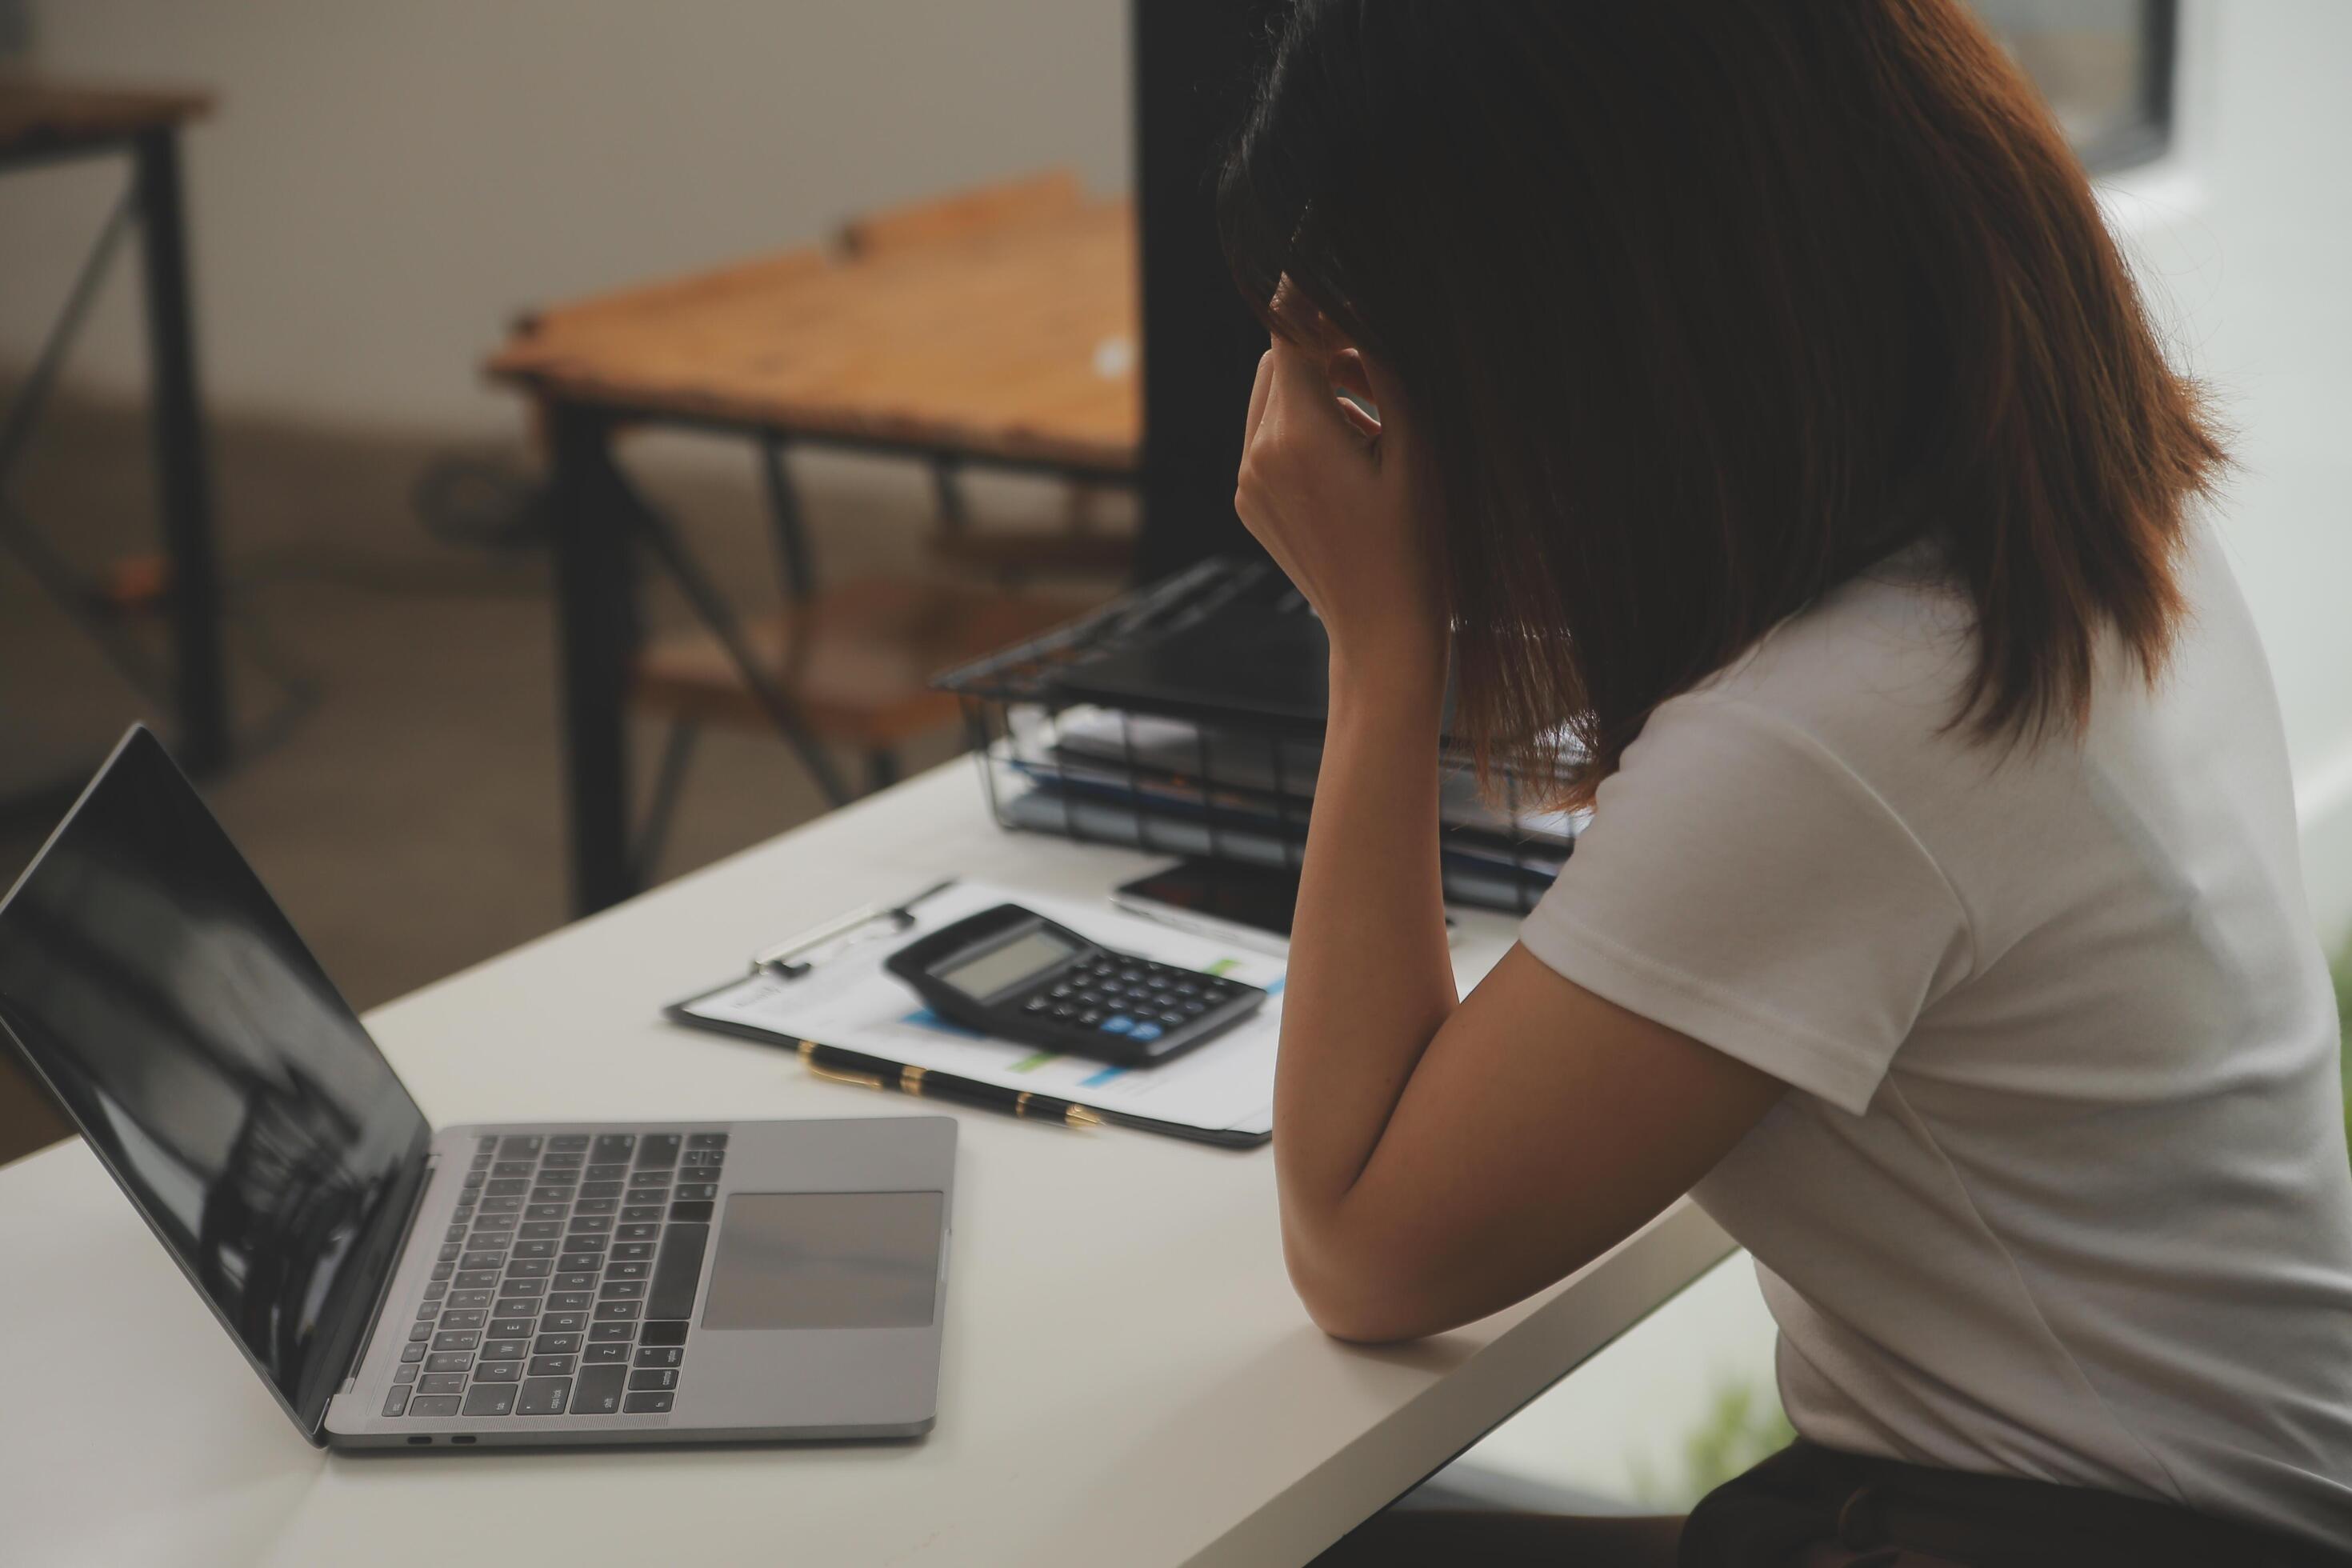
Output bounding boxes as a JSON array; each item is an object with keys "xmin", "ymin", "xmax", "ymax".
[{"xmin": 1234, "ymin": 309, "xmax": 1446, "ymax": 678}]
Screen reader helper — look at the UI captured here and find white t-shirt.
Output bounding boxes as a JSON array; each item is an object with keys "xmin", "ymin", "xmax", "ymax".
[{"xmin": 1518, "ymin": 527, "xmax": 2352, "ymax": 1551}]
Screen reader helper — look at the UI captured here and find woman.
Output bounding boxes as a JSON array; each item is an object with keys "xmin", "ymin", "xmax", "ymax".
[{"xmin": 1217, "ymin": 2, "xmax": 2352, "ymax": 1564}]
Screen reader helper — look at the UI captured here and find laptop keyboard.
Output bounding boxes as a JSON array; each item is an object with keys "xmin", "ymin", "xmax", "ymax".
[{"xmin": 379, "ymin": 1130, "xmax": 724, "ymax": 1421}]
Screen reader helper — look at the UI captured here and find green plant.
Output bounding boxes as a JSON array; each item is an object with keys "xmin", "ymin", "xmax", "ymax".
[{"xmin": 1632, "ymin": 1376, "xmax": 1798, "ymax": 1509}]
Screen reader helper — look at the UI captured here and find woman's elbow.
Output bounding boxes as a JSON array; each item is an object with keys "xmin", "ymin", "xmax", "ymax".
[{"xmin": 1284, "ymin": 1233, "xmax": 1449, "ymax": 1345}]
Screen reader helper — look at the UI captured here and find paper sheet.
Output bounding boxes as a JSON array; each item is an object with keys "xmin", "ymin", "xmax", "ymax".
[{"xmin": 678, "ymin": 882, "xmax": 1285, "ymax": 1136}]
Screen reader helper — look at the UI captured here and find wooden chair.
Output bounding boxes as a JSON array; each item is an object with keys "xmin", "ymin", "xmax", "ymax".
[{"xmin": 838, "ymin": 170, "xmax": 1135, "ymax": 583}]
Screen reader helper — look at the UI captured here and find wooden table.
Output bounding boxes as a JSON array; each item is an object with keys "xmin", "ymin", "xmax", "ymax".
[
  {"xmin": 488, "ymin": 202, "xmax": 1140, "ymax": 916},
  {"xmin": 0, "ymin": 760, "xmax": 1731, "ymax": 1566},
  {"xmin": 0, "ymin": 77, "xmax": 227, "ymax": 782}
]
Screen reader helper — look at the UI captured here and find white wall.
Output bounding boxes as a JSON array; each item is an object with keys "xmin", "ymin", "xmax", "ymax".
[
  {"xmin": 6, "ymin": 0, "xmax": 2351, "ymax": 937},
  {"xmin": 0, "ymin": 0, "xmax": 1130, "ymax": 437},
  {"xmin": 2109, "ymin": 0, "xmax": 2352, "ymax": 941}
]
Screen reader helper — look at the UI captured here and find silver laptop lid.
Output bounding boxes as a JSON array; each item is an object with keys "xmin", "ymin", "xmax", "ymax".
[{"xmin": 0, "ymin": 726, "xmax": 430, "ymax": 1445}]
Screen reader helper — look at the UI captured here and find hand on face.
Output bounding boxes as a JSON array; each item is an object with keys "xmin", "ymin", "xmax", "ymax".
[{"xmin": 1234, "ymin": 288, "xmax": 1447, "ymax": 674}]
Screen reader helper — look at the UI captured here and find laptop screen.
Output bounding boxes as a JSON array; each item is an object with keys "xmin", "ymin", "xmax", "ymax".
[{"xmin": 0, "ymin": 728, "xmax": 430, "ymax": 1439}]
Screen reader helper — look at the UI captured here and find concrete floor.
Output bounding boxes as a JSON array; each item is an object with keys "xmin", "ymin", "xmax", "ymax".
[{"xmin": 0, "ymin": 391, "xmax": 1119, "ymax": 1162}]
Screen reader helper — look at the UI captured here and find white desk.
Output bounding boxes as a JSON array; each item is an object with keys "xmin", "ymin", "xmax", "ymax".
[{"xmin": 0, "ymin": 763, "xmax": 1730, "ymax": 1567}]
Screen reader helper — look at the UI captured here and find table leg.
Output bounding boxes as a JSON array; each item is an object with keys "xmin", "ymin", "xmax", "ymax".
[
  {"xmin": 132, "ymin": 126, "xmax": 228, "ymax": 774},
  {"xmin": 547, "ymin": 406, "xmax": 639, "ymax": 915}
]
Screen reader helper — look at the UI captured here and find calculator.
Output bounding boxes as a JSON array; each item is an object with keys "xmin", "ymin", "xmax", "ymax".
[{"xmin": 884, "ymin": 903, "xmax": 1268, "ymax": 1066}]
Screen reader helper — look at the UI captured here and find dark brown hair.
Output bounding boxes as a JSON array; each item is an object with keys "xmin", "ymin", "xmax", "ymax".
[{"xmin": 1219, "ymin": 0, "xmax": 2224, "ymax": 802}]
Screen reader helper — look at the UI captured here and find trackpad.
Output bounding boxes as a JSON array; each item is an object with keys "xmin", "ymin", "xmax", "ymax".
[{"xmin": 701, "ymin": 1191, "xmax": 945, "ymax": 1330}]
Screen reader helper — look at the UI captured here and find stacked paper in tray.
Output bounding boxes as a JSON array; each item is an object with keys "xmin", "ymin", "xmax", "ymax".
[{"xmin": 999, "ymin": 708, "xmax": 1586, "ymax": 910}]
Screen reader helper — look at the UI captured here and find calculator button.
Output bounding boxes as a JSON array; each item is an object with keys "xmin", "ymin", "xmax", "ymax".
[
  {"xmin": 1078, "ymin": 1010, "xmax": 1105, "ymax": 1026},
  {"xmin": 1024, "ymin": 996, "xmax": 1050, "ymax": 1013},
  {"xmin": 1101, "ymin": 1015, "xmax": 1134, "ymax": 1034},
  {"xmin": 1129, "ymin": 1022, "xmax": 1163, "ymax": 1042},
  {"xmin": 1159, "ymin": 1010, "xmax": 1186, "ymax": 1026},
  {"xmin": 1050, "ymin": 1004, "xmax": 1077, "ymax": 1020}
]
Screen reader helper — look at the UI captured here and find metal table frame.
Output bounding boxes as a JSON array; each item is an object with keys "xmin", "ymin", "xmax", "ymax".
[
  {"xmin": 538, "ymin": 395, "xmax": 1134, "ymax": 917},
  {"xmin": 1, "ymin": 110, "xmax": 226, "ymax": 794}
]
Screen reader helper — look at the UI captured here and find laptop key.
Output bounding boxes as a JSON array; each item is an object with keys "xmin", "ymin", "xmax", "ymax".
[
  {"xmin": 491, "ymin": 1160, "xmax": 534, "ymax": 1178},
  {"xmin": 447, "ymin": 1290, "xmax": 492, "ymax": 1310},
  {"xmin": 444, "ymin": 1225, "xmax": 467, "ymax": 1245},
  {"xmin": 673, "ymin": 1183, "xmax": 717, "ymax": 1202},
  {"xmin": 615, "ymin": 1222, "xmax": 658, "ymax": 1242},
  {"xmin": 586, "ymin": 1162, "xmax": 629, "ymax": 1182},
  {"xmin": 530, "ymin": 1185, "xmax": 576, "ymax": 1204},
  {"xmin": 554, "ymin": 1272, "xmax": 596, "ymax": 1292},
  {"xmin": 599, "ymin": 1281, "xmax": 646, "ymax": 1300},
  {"xmin": 606, "ymin": 1261, "xmax": 650, "ymax": 1280},
  {"xmin": 419, "ymin": 1373, "xmax": 466, "ymax": 1395},
  {"xmin": 634, "ymin": 1346, "xmax": 682, "ymax": 1368},
  {"xmin": 624, "ymin": 1393, "xmax": 674, "ymax": 1414},
  {"xmin": 575, "ymin": 1198, "xmax": 618, "ymax": 1217},
  {"xmin": 610, "ymin": 1242, "xmax": 656, "ymax": 1262},
  {"xmin": 425, "ymin": 1352, "xmax": 474, "ymax": 1373},
  {"xmin": 589, "ymin": 1322, "xmax": 634, "ymax": 1343},
  {"xmin": 432, "ymin": 1331, "xmax": 480, "ymax": 1352},
  {"xmin": 483, "ymin": 1178, "xmax": 528, "ymax": 1198},
  {"xmin": 546, "ymin": 1292, "xmax": 591, "ymax": 1312},
  {"xmin": 628, "ymin": 1369, "xmax": 678, "ymax": 1392},
  {"xmin": 438, "ymin": 1310, "xmax": 486, "ymax": 1330},
  {"xmin": 482, "ymin": 1340, "xmax": 528, "ymax": 1361},
  {"xmin": 534, "ymin": 1332, "xmax": 582, "ymax": 1355},
  {"xmin": 548, "ymin": 1134, "xmax": 590, "ymax": 1152},
  {"xmin": 489, "ymin": 1318, "xmax": 535, "ymax": 1338},
  {"xmin": 647, "ymin": 1223, "xmax": 710, "ymax": 1320},
  {"xmin": 524, "ymin": 1203, "xmax": 566, "ymax": 1222},
  {"xmin": 635, "ymin": 1134, "xmax": 682, "ymax": 1168},
  {"xmin": 400, "ymin": 1343, "xmax": 426, "ymax": 1363},
  {"xmin": 526, "ymin": 1355, "xmax": 576, "ymax": 1378},
  {"xmin": 542, "ymin": 1312, "xmax": 588, "ymax": 1334},
  {"xmin": 407, "ymin": 1395, "xmax": 461, "ymax": 1418},
  {"xmin": 581, "ymin": 1180, "xmax": 626, "ymax": 1200},
  {"xmin": 556, "ymin": 1255, "xmax": 602, "ymax": 1274},
  {"xmin": 395, "ymin": 1363, "xmax": 421, "ymax": 1384},
  {"xmin": 574, "ymin": 1365, "xmax": 626, "ymax": 1414},
  {"xmin": 430, "ymin": 1262, "xmax": 454, "ymax": 1282},
  {"xmin": 627, "ymin": 1170, "xmax": 671, "ymax": 1190},
  {"xmin": 590, "ymin": 1134, "xmax": 635, "ymax": 1163},
  {"xmin": 583, "ymin": 1342, "xmax": 629, "ymax": 1364},
  {"xmin": 474, "ymin": 1361, "xmax": 522, "ymax": 1383},
  {"xmin": 505, "ymin": 1257, "xmax": 552, "ymax": 1278},
  {"xmin": 620, "ymin": 1205, "xmax": 664, "ymax": 1224},
  {"xmin": 455, "ymin": 1270, "xmax": 498, "ymax": 1290},
  {"xmin": 687, "ymin": 1132, "xmax": 727, "ymax": 1150},
  {"xmin": 639, "ymin": 1321, "xmax": 689, "ymax": 1348},
  {"xmin": 424, "ymin": 1282, "xmax": 450, "ymax": 1302},
  {"xmin": 520, "ymin": 1221, "xmax": 564, "ymax": 1241},
  {"xmin": 462, "ymin": 1384, "xmax": 518, "ymax": 1417},
  {"xmin": 501, "ymin": 1277, "xmax": 546, "ymax": 1296},
  {"xmin": 669, "ymin": 1201, "xmax": 714, "ymax": 1223},
  {"xmin": 594, "ymin": 1301, "xmax": 640, "ymax": 1322},
  {"xmin": 518, "ymin": 1377, "xmax": 571, "ymax": 1416},
  {"xmin": 408, "ymin": 1322, "xmax": 432, "ymax": 1342},
  {"xmin": 497, "ymin": 1134, "xmax": 542, "ymax": 1159}
]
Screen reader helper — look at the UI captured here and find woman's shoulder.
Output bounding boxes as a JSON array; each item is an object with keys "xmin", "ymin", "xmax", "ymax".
[{"xmin": 1677, "ymin": 541, "xmax": 1983, "ymax": 774}]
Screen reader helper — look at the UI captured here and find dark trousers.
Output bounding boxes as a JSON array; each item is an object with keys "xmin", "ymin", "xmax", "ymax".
[{"xmin": 1313, "ymin": 1442, "xmax": 2350, "ymax": 1567}]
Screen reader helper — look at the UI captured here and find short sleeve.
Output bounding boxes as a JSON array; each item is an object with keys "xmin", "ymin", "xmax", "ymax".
[{"xmin": 1519, "ymin": 695, "xmax": 1972, "ymax": 1115}]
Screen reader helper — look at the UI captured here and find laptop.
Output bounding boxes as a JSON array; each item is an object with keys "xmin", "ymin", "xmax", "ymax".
[{"xmin": 0, "ymin": 726, "xmax": 956, "ymax": 1449}]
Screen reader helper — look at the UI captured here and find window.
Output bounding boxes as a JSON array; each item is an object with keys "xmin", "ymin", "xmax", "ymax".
[{"xmin": 1968, "ymin": 0, "xmax": 2179, "ymax": 170}]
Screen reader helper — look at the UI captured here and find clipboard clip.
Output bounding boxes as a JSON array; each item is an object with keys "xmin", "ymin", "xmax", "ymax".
[{"xmin": 750, "ymin": 877, "xmax": 959, "ymax": 979}]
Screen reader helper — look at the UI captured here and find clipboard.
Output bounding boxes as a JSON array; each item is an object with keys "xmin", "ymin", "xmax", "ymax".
[{"xmin": 664, "ymin": 880, "xmax": 1281, "ymax": 1149}]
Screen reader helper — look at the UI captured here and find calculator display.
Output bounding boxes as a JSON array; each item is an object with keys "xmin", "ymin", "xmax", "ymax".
[{"xmin": 934, "ymin": 928, "xmax": 1078, "ymax": 1000}]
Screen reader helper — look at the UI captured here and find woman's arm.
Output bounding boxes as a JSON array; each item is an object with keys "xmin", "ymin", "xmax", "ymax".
[{"xmin": 1238, "ymin": 330, "xmax": 1785, "ymax": 1342}]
